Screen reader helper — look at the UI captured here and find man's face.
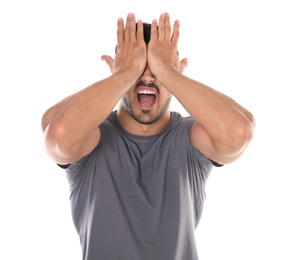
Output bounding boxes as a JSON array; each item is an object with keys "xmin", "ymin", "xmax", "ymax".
[{"xmin": 121, "ymin": 65, "xmax": 172, "ymax": 125}]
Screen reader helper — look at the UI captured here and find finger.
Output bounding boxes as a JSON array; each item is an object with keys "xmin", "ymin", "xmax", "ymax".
[
  {"xmin": 171, "ymin": 19, "xmax": 180, "ymax": 47},
  {"xmin": 117, "ymin": 17, "xmax": 124, "ymax": 46},
  {"xmin": 164, "ymin": 12, "xmax": 171, "ymax": 41},
  {"xmin": 180, "ymin": 58, "xmax": 188, "ymax": 70},
  {"xmin": 101, "ymin": 55, "xmax": 115, "ymax": 73},
  {"xmin": 128, "ymin": 13, "xmax": 137, "ymax": 42},
  {"xmin": 158, "ymin": 13, "xmax": 165, "ymax": 41},
  {"xmin": 136, "ymin": 19, "xmax": 144, "ymax": 42},
  {"xmin": 177, "ymin": 57, "xmax": 188, "ymax": 73},
  {"xmin": 124, "ymin": 13, "xmax": 135, "ymax": 41},
  {"xmin": 101, "ymin": 55, "xmax": 113, "ymax": 66},
  {"xmin": 124, "ymin": 14, "xmax": 130, "ymax": 41},
  {"xmin": 150, "ymin": 19, "xmax": 158, "ymax": 41}
]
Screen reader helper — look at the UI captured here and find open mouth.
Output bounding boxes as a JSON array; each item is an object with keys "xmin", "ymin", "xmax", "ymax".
[{"xmin": 137, "ymin": 89, "xmax": 156, "ymax": 107}]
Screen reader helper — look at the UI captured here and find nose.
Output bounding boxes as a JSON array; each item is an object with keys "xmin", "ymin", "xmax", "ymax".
[{"xmin": 141, "ymin": 65, "xmax": 155, "ymax": 84}]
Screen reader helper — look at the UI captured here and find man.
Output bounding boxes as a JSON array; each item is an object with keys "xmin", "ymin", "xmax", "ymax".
[{"xmin": 41, "ymin": 12, "xmax": 255, "ymax": 260}]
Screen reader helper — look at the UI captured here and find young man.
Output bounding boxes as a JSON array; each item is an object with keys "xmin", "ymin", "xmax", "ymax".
[{"xmin": 41, "ymin": 12, "xmax": 255, "ymax": 260}]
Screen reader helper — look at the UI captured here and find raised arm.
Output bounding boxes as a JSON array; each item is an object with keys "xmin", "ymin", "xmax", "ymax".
[
  {"xmin": 148, "ymin": 13, "xmax": 255, "ymax": 165},
  {"xmin": 41, "ymin": 14, "xmax": 146, "ymax": 165}
]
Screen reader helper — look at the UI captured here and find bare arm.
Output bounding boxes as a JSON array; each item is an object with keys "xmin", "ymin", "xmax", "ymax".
[
  {"xmin": 160, "ymin": 73, "xmax": 255, "ymax": 164},
  {"xmin": 148, "ymin": 13, "xmax": 255, "ymax": 165},
  {"xmin": 41, "ymin": 14, "xmax": 146, "ymax": 165}
]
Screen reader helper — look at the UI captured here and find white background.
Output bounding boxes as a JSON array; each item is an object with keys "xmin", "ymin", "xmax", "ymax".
[{"xmin": 1, "ymin": 0, "xmax": 280, "ymax": 259}]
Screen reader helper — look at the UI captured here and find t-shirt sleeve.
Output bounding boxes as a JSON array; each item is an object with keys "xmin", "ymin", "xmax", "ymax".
[
  {"xmin": 61, "ymin": 153, "xmax": 92, "ymax": 193},
  {"xmin": 183, "ymin": 117, "xmax": 216, "ymax": 226}
]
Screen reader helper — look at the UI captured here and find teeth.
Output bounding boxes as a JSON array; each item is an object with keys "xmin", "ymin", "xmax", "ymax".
[{"xmin": 138, "ymin": 89, "xmax": 156, "ymax": 95}]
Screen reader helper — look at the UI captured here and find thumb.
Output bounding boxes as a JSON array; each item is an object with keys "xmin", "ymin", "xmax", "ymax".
[
  {"xmin": 101, "ymin": 55, "xmax": 113, "ymax": 67},
  {"xmin": 179, "ymin": 57, "xmax": 188, "ymax": 73},
  {"xmin": 181, "ymin": 57, "xmax": 188, "ymax": 68}
]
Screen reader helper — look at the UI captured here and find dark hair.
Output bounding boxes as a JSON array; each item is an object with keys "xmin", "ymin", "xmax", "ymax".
[{"xmin": 138, "ymin": 23, "xmax": 151, "ymax": 45}]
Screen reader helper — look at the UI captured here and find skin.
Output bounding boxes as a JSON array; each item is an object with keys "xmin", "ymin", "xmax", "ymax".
[{"xmin": 41, "ymin": 12, "xmax": 255, "ymax": 166}]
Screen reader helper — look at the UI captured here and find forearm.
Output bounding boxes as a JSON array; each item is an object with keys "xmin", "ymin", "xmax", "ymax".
[
  {"xmin": 161, "ymin": 70, "xmax": 255, "ymax": 140},
  {"xmin": 43, "ymin": 74, "xmax": 128, "ymax": 129},
  {"xmin": 42, "ymin": 71, "xmax": 135, "ymax": 161}
]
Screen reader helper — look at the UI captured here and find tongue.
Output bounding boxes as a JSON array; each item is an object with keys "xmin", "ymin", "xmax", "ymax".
[{"xmin": 139, "ymin": 94, "xmax": 156, "ymax": 107}]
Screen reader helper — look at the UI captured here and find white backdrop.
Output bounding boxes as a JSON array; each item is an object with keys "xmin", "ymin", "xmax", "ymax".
[{"xmin": 1, "ymin": 0, "xmax": 280, "ymax": 259}]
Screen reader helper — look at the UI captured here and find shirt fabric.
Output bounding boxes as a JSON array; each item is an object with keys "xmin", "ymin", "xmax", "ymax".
[{"xmin": 64, "ymin": 111, "xmax": 215, "ymax": 260}]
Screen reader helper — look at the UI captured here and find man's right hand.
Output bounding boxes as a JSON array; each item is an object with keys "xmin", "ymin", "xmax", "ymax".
[{"xmin": 101, "ymin": 13, "xmax": 147, "ymax": 81}]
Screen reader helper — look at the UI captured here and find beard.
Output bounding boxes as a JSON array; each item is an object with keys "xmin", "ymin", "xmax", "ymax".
[{"xmin": 122, "ymin": 95, "xmax": 172, "ymax": 125}]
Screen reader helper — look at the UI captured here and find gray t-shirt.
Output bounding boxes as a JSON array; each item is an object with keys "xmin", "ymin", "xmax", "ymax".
[{"xmin": 64, "ymin": 111, "xmax": 215, "ymax": 260}]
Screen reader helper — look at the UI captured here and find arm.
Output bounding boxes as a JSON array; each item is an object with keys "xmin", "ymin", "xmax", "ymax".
[
  {"xmin": 41, "ymin": 14, "xmax": 147, "ymax": 165},
  {"xmin": 148, "ymin": 13, "xmax": 255, "ymax": 165}
]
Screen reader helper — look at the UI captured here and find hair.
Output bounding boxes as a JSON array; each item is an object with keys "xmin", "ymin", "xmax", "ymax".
[{"xmin": 138, "ymin": 23, "xmax": 151, "ymax": 45}]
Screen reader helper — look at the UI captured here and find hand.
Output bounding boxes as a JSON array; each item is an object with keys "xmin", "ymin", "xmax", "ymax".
[
  {"xmin": 148, "ymin": 13, "xmax": 188, "ymax": 77},
  {"xmin": 101, "ymin": 13, "xmax": 147, "ymax": 79}
]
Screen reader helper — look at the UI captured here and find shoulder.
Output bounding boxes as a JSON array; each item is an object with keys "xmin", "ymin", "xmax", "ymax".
[{"xmin": 169, "ymin": 112, "xmax": 195, "ymax": 135}]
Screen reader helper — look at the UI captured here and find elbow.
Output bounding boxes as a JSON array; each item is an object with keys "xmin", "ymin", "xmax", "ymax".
[
  {"xmin": 43, "ymin": 121, "xmax": 74, "ymax": 163},
  {"xmin": 209, "ymin": 113, "xmax": 256, "ymax": 165},
  {"xmin": 242, "ymin": 111, "xmax": 256, "ymax": 145},
  {"xmin": 231, "ymin": 115, "xmax": 256, "ymax": 155}
]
